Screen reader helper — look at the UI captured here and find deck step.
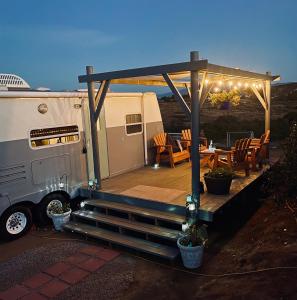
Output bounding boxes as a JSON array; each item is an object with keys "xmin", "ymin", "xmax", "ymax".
[
  {"xmin": 64, "ymin": 221, "xmax": 180, "ymax": 260},
  {"xmin": 72, "ymin": 210, "xmax": 181, "ymax": 241},
  {"xmin": 84, "ymin": 199, "xmax": 185, "ymax": 225}
]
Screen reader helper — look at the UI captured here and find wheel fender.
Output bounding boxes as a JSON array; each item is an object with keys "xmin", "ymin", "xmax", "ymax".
[{"xmin": 0, "ymin": 193, "xmax": 11, "ymax": 218}]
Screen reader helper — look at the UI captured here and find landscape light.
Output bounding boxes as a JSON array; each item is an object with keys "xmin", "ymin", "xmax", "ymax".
[{"xmin": 188, "ymin": 203, "xmax": 196, "ymax": 211}]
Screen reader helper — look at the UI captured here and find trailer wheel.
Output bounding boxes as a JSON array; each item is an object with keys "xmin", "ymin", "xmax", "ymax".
[
  {"xmin": 0, "ymin": 206, "xmax": 33, "ymax": 240},
  {"xmin": 34, "ymin": 193, "xmax": 68, "ymax": 226}
]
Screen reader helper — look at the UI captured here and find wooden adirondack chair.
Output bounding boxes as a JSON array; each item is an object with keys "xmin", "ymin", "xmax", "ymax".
[
  {"xmin": 248, "ymin": 131, "xmax": 270, "ymax": 170},
  {"xmin": 213, "ymin": 138, "xmax": 252, "ymax": 176},
  {"xmin": 181, "ymin": 129, "xmax": 208, "ymax": 150},
  {"xmin": 251, "ymin": 130, "xmax": 270, "ymax": 160},
  {"xmin": 153, "ymin": 132, "xmax": 190, "ymax": 168}
]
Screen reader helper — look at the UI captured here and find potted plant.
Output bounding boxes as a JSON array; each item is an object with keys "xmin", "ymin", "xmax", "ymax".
[
  {"xmin": 177, "ymin": 223, "xmax": 208, "ymax": 269},
  {"xmin": 47, "ymin": 201, "xmax": 71, "ymax": 231},
  {"xmin": 204, "ymin": 167, "xmax": 234, "ymax": 195},
  {"xmin": 209, "ymin": 90, "xmax": 241, "ymax": 109}
]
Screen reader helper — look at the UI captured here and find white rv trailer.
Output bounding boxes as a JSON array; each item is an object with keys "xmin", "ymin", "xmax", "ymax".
[{"xmin": 0, "ymin": 88, "xmax": 163, "ymax": 239}]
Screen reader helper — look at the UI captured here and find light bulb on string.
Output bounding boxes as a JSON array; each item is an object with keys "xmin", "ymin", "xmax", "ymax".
[
  {"xmin": 214, "ymin": 87, "xmax": 220, "ymax": 93},
  {"xmin": 228, "ymin": 81, "xmax": 233, "ymax": 87},
  {"xmin": 218, "ymin": 80, "xmax": 223, "ymax": 86}
]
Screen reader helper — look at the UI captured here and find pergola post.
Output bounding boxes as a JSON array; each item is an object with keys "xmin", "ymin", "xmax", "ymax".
[
  {"xmin": 190, "ymin": 51, "xmax": 201, "ymax": 210},
  {"xmin": 265, "ymin": 79, "xmax": 271, "ymax": 132},
  {"xmin": 86, "ymin": 66, "xmax": 101, "ymax": 189}
]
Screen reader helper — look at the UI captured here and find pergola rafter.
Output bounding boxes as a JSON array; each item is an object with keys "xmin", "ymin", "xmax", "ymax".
[{"xmin": 79, "ymin": 51, "xmax": 279, "ymax": 219}]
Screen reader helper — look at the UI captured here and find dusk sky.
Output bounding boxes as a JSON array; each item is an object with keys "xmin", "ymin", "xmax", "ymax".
[{"xmin": 0, "ymin": 0, "xmax": 296, "ymax": 91}]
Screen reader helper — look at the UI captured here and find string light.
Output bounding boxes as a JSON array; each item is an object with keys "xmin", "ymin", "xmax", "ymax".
[
  {"xmin": 228, "ymin": 81, "xmax": 233, "ymax": 87},
  {"xmin": 237, "ymin": 82, "xmax": 242, "ymax": 87},
  {"xmin": 244, "ymin": 82, "xmax": 249, "ymax": 88},
  {"xmin": 218, "ymin": 80, "xmax": 223, "ymax": 86},
  {"xmin": 214, "ymin": 87, "xmax": 220, "ymax": 92}
]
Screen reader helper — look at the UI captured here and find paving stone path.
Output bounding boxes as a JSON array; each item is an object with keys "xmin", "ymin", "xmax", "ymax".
[{"xmin": 0, "ymin": 245, "xmax": 120, "ymax": 300}]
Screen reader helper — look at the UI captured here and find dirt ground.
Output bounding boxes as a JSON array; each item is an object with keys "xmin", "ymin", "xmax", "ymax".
[{"xmin": 0, "ymin": 197, "xmax": 296, "ymax": 300}]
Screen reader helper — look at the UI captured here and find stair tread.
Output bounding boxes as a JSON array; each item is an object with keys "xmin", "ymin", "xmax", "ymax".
[
  {"xmin": 72, "ymin": 210, "xmax": 181, "ymax": 240},
  {"xmin": 64, "ymin": 221, "xmax": 179, "ymax": 260},
  {"xmin": 85, "ymin": 199, "xmax": 185, "ymax": 224}
]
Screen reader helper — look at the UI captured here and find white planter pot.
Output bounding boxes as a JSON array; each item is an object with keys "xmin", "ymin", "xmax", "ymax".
[
  {"xmin": 50, "ymin": 210, "xmax": 71, "ymax": 231},
  {"xmin": 177, "ymin": 236, "xmax": 204, "ymax": 269}
]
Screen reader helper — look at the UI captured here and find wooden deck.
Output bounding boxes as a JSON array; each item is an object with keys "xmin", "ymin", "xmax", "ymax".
[{"xmin": 99, "ymin": 162, "xmax": 269, "ymax": 222}]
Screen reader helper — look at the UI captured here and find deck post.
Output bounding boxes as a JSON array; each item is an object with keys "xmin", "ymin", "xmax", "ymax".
[
  {"xmin": 265, "ymin": 79, "xmax": 271, "ymax": 132},
  {"xmin": 86, "ymin": 66, "xmax": 101, "ymax": 190},
  {"xmin": 190, "ymin": 51, "xmax": 201, "ymax": 213}
]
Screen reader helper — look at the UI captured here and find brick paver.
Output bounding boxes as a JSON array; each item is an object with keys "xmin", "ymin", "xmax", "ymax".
[
  {"xmin": 21, "ymin": 291, "xmax": 47, "ymax": 300},
  {"xmin": 65, "ymin": 253, "xmax": 90, "ymax": 265},
  {"xmin": 39, "ymin": 279, "xmax": 69, "ymax": 298},
  {"xmin": 80, "ymin": 245, "xmax": 120, "ymax": 261},
  {"xmin": 22, "ymin": 273, "xmax": 52, "ymax": 289},
  {"xmin": 79, "ymin": 245, "xmax": 105, "ymax": 256},
  {"xmin": 93, "ymin": 248, "xmax": 120, "ymax": 261},
  {"xmin": 0, "ymin": 284, "xmax": 29, "ymax": 300},
  {"xmin": 44, "ymin": 262, "xmax": 72, "ymax": 277},
  {"xmin": 59, "ymin": 267, "xmax": 89, "ymax": 285},
  {"xmin": 78, "ymin": 257, "xmax": 105, "ymax": 272}
]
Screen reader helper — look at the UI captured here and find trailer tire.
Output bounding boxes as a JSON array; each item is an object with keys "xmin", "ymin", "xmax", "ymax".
[
  {"xmin": 0, "ymin": 206, "xmax": 33, "ymax": 241},
  {"xmin": 34, "ymin": 193, "xmax": 68, "ymax": 226}
]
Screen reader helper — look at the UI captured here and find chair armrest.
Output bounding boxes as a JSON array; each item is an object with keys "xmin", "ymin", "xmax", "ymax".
[{"xmin": 215, "ymin": 149, "xmax": 232, "ymax": 155}]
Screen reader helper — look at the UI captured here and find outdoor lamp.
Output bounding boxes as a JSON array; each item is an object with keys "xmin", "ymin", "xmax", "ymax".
[
  {"xmin": 182, "ymin": 222, "xmax": 189, "ymax": 232},
  {"xmin": 188, "ymin": 203, "xmax": 196, "ymax": 212}
]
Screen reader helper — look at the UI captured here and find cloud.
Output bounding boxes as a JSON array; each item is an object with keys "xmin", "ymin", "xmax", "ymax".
[{"xmin": 0, "ymin": 25, "xmax": 121, "ymax": 47}]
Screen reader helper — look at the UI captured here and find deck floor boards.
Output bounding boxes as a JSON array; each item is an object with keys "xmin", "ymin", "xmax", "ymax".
[{"xmin": 100, "ymin": 161, "xmax": 270, "ymax": 220}]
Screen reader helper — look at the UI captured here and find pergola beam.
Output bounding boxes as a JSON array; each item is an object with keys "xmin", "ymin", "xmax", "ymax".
[
  {"xmin": 94, "ymin": 80, "xmax": 110, "ymax": 122},
  {"xmin": 111, "ymin": 78, "xmax": 187, "ymax": 88},
  {"xmin": 207, "ymin": 63, "xmax": 277, "ymax": 81},
  {"xmin": 251, "ymin": 85, "xmax": 268, "ymax": 110},
  {"xmin": 162, "ymin": 73, "xmax": 191, "ymax": 120},
  {"xmin": 79, "ymin": 60, "xmax": 208, "ymax": 83}
]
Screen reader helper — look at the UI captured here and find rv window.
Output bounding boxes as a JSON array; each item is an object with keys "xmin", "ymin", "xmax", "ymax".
[
  {"xmin": 30, "ymin": 125, "xmax": 80, "ymax": 148},
  {"xmin": 125, "ymin": 114, "xmax": 142, "ymax": 135}
]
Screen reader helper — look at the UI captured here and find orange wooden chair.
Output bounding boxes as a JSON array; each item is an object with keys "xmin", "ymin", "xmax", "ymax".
[
  {"xmin": 181, "ymin": 129, "xmax": 208, "ymax": 150},
  {"xmin": 153, "ymin": 133, "xmax": 190, "ymax": 168},
  {"xmin": 213, "ymin": 138, "xmax": 252, "ymax": 176}
]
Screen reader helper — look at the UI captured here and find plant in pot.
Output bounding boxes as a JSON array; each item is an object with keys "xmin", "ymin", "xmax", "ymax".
[
  {"xmin": 209, "ymin": 89, "xmax": 241, "ymax": 109},
  {"xmin": 47, "ymin": 201, "xmax": 71, "ymax": 231},
  {"xmin": 204, "ymin": 167, "xmax": 234, "ymax": 195},
  {"xmin": 177, "ymin": 222, "xmax": 208, "ymax": 269}
]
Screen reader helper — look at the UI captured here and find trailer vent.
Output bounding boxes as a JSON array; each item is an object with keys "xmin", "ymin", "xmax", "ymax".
[
  {"xmin": 30, "ymin": 125, "xmax": 79, "ymax": 148},
  {"xmin": 0, "ymin": 164, "xmax": 26, "ymax": 186},
  {"xmin": 0, "ymin": 74, "xmax": 30, "ymax": 89}
]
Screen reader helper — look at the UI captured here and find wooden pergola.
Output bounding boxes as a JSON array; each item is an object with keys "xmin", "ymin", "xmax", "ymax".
[{"xmin": 78, "ymin": 51, "xmax": 279, "ymax": 217}]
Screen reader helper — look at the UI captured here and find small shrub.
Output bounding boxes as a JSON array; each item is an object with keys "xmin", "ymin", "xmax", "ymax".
[
  {"xmin": 262, "ymin": 121, "xmax": 297, "ymax": 205},
  {"xmin": 179, "ymin": 224, "xmax": 208, "ymax": 247},
  {"xmin": 48, "ymin": 202, "xmax": 71, "ymax": 215},
  {"xmin": 205, "ymin": 167, "xmax": 234, "ymax": 178}
]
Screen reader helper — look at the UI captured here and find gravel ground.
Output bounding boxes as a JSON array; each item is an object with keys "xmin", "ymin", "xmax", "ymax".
[{"xmin": 0, "ymin": 240, "xmax": 86, "ymax": 291}]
